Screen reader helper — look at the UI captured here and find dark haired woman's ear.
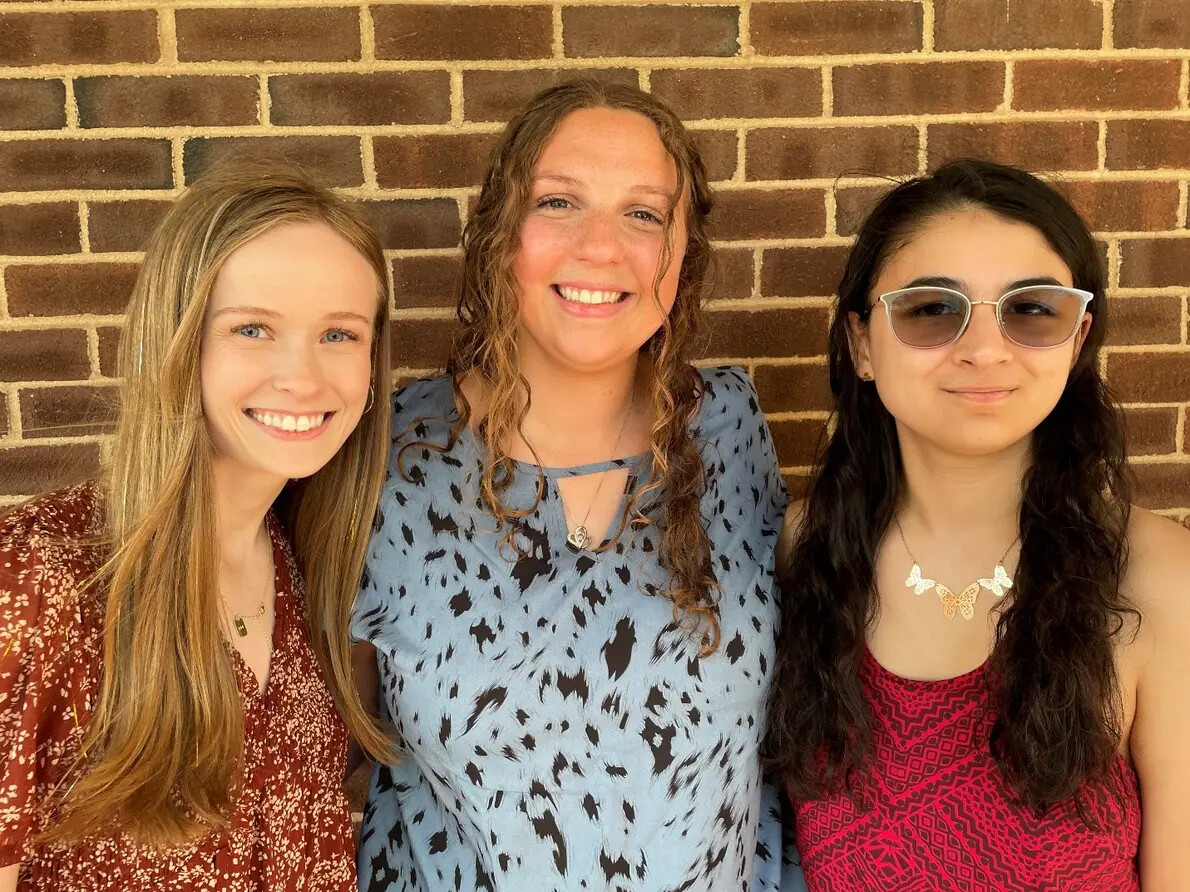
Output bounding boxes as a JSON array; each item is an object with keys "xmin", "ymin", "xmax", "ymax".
[
  {"xmin": 846, "ymin": 311, "xmax": 874, "ymax": 381},
  {"xmin": 1070, "ymin": 313, "xmax": 1093, "ymax": 369}
]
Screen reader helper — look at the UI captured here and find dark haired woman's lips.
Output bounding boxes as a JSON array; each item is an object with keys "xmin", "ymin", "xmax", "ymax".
[{"xmin": 943, "ymin": 387, "xmax": 1015, "ymax": 404}]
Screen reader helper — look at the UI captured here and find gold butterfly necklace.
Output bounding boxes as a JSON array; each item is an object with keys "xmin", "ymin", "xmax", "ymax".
[{"xmin": 895, "ymin": 515, "xmax": 1017, "ymax": 621}]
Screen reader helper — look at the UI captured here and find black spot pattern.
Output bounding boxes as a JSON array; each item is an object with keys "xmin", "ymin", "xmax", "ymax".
[{"xmin": 351, "ymin": 368, "xmax": 800, "ymax": 891}]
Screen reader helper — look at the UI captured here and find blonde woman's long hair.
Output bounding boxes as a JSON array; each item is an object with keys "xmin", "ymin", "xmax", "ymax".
[
  {"xmin": 45, "ymin": 159, "xmax": 393, "ymax": 846},
  {"xmin": 418, "ymin": 79, "xmax": 721, "ymax": 653}
]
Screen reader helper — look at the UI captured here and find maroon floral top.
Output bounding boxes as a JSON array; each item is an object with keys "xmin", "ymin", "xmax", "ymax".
[{"xmin": 0, "ymin": 483, "xmax": 355, "ymax": 890}]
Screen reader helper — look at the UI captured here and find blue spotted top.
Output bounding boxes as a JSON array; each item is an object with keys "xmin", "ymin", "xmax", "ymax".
[{"xmin": 351, "ymin": 366, "xmax": 804, "ymax": 891}]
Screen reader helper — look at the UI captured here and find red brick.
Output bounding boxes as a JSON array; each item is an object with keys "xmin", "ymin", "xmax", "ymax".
[
  {"xmin": 0, "ymin": 139, "xmax": 172, "ymax": 192},
  {"xmin": 269, "ymin": 72, "xmax": 450, "ymax": 127},
  {"xmin": 462, "ymin": 68, "xmax": 638, "ymax": 123},
  {"xmin": 747, "ymin": 126, "xmax": 918, "ymax": 180},
  {"xmin": 1107, "ymin": 352, "xmax": 1190, "ymax": 403},
  {"xmin": 1119, "ymin": 238, "xmax": 1190, "ymax": 288},
  {"xmin": 753, "ymin": 362, "xmax": 832, "ymax": 412},
  {"xmin": 5, "ymin": 262, "xmax": 139, "ymax": 317},
  {"xmin": 761, "ymin": 245, "xmax": 851, "ymax": 297},
  {"xmin": 0, "ymin": 328, "xmax": 90, "ymax": 382},
  {"xmin": 563, "ymin": 5, "xmax": 740, "ymax": 58},
  {"xmin": 0, "ymin": 443, "xmax": 101, "ymax": 496},
  {"xmin": 751, "ymin": 2, "xmax": 922, "ymax": 55},
  {"xmin": 650, "ymin": 67, "xmax": 821, "ymax": 119},
  {"xmin": 0, "ymin": 11, "xmax": 158, "ymax": 66},
  {"xmin": 1014, "ymin": 60, "xmax": 1180, "ymax": 112},
  {"xmin": 0, "ymin": 79, "xmax": 66, "ymax": 131},
  {"xmin": 97, "ymin": 326, "xmax": 121, "ymax": 377},
  {"xmin": 87, "ymin": 200, "xmax": 172, "ymax": 254},
  {"xmin": 363, "ymin": 199, "xmax": 461, "ymax": 251},
  {"xmin": 390, "ymin": 316, "xmax": 456, "ymax": 369},
  {"xmin": 374, "ymin": 133, "xmax": 500, "ymax": 190},
  {"xmin": 75, "ymin": 76, "xmax": 258, "ymax": 129},
  {"xmin": 834, "ymin": 62, "xmax": 1005, "ymax": 117},
  {"xmin": 1106, "ymin": 120, "xmax": 1190, "ymax": 171},
  {"xmin": 702, "ymin": 307, "xmax": 830, "ymax": 359},
  {"xmin": 374, "ymin": 5, "xmax": 553, "ymax": 61},
  {"xmin": 0, "ymin": 203, "xmax": 80, "ymax": 255},
  {"xmin": 1104, "ymin": 296, "xmax": 1182, "ymax": 346},
  {"xmin": 935, "ymin": 0, "xmax": 1103, "ymax": 50},
  {"xmin": 783, "ymin": 471, "xmax": 810, "ymax": 498},
  {"xmin": 771, "ymin": 417, "xmax": 828, "ymax": 467},
  {"xmin": 183, "ymin": 137, "xmax": 364, "ymax": 188},
  {"xmin": 709, "ymin": 247, "xmax": 754, "ymax": 300},
  {"xmin": 692, "ymin": 130, "xmax": 738, "ymax": 182},
  {"xmin": 392, "ymin": 254, "xmax": 462, "ymax": 310},
  {"xmin": 927, "ymin": 121, "xmax": 1099, "ymax": 171},
  {"xmin": 19, "ymin": 385, "xmax": 117, "ymax": 439},
  {"xmin": 1124, "ymin": 407, "xmax": 1178, "ymax": 456},
  {"xmin": 1133, "ymin": 462, "xmax": 1190, "ymax": 511},
  {"xmin": 1056, "ymin": 180, "xmax": 1179, "ymax": 233},
  {"xmin": 835, "ymin": 184, "xmax": 890, "ymax": 237},
  {"xmin": 1114, "ymin": 0, "xmax": 1190, "ymax": 48},
  {"xmin": 175, "ymin": 7, "xmax": 359, "ymax": 62},
  {"xmin": 709, "ymin": 188, "xmax": 825, "ymax": 241}
]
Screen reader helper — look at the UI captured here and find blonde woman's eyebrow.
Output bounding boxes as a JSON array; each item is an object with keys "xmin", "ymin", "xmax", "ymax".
[{"xmin": 211, "ymin": 305, "xmax": 282, "ymax": 319}]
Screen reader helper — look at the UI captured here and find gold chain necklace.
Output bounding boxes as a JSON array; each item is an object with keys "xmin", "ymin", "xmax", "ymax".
[
  {"xmin": 895, "ymin": 515, "xmax": 1016, "ymax": 621},
  {"xmin": 563, "ymin": 388, "xmax": 635, "ymax": 551},
  {"xmin": 226, "ymin": 547, "xmax": 274, "ymax": 638}
]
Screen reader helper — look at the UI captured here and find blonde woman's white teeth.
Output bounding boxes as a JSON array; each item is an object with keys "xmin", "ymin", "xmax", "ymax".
[
  {"xmin": 295, "ymin": 415, "xmax": 312, "ymax": 432},
  {"xmin": 280, "ymin": 415, "xmax": 296, "ymax": 431}
]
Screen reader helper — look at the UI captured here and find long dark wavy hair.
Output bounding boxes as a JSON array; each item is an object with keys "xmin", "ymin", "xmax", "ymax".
[{"xmin": 765, "ymin": 159, "xmax": 1135, "ymax": 814}]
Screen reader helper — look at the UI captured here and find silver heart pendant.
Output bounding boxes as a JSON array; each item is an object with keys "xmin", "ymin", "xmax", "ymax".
[{"xmin": 566, "ymin": 525, "xmax": 591, "ymax": 550}]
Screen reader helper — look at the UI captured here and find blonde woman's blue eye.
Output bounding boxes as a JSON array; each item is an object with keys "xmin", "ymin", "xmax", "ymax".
[
  {"xmin": 234, "ymin": 324, "xmax": 266, "ymax": 338},
  {"xmin": 323, "ymin": 329, "xmax": 357, "ymax": 343},
  {"xmin": 632, "ymin": 209, "xmax": 663, "ymax": 224},
  {"xmin": 537, "ymin": 196, "xmax": 570, "ymax": 210}
]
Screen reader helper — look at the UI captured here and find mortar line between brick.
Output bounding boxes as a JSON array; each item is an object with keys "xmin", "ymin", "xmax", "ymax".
[
  {"xmin": 738, "ymin": 1, "xmax": 752, "ymax": 57},
  {"xmin": 1002, "ymin": 60, "xmax": 1013, "ymax": 112},
  {"xmin": 824, "ymin": 189, "xmax": 837, "ymax": 238},
  {"xmin": 3, "ymin": 47, "xmax": 1187, "ymax": 79},
  {"xmin": 361, "ymin": 135, "xmax": 377, "ymax": 188},
  {"xmin": 258, "ymin": 74, "xmax": 270, "ymax": 126},
  {"xmin": 171, "ymin": 136, "xmax": 185, "ymax": 188},
  {"xmin": 0, "ymin": 267, "xmax": 8, "ymax": 317},
  {"xmin": 1107, "ymin": 238, "xmax": 1121, "ymax": 291},
  {"xmin": 7, "ymin": 389, "xmax": 22, "ymax": 440},
  {"xmin": 921, "ymin": 0, "xmax": 935, "ymax": 54},
  {"xmin": 360, "ymin": 4, "xmax": 376, "ymax": 63},
  {"xmin": 750, "ymin": 249, "xmax": 761, "ymax": 298},
  {"xmin": 1102, "ymin": 0, "xmax": 1115, "ymax": 51},
  {"xmin": 449, "ymin": 69, "xmax": 464, "ymax": 126},
  {"xmin": 821, "ymin": 66, "xmax": 833, "ymax": 118},
  {"xmin": 158, "ymin": 6, "xmax": 178, "ymax": 65},
  {"xmin": 638, "ymin": 69, "xmax": 651, "ymax": 92},
  {"xmin": 917, "ymin": 124, "xmax": 927, "ymax": 174},
  {"xmin": 552, "ymin": 4, "xmax": 564, "ymax": 61},
  {"xmin": 734, "ymin": 129, "xmax": 745, "ymax": 183},
  {"xmin": 1096, "ymin": 120, "xmax": 1108, "ymax": 170},
  {"xmin": 1178, "ymin": 181, "xmax": 1188, "ymax": 228},
  {"xmin": 78, "ymin": 201, "xmax": 90, "ymax": 254},
  {"xmin": 63, "ymin": 77, "xmax": 79, "ymax": 130},
  {"xmin": 1178, "ymin": 407, "xmax": 1187, "ymax": 453},
  {"xmin": 1180, "ymin": 60, "xmax": 1189, "ymax": 109},
  {"xmin": 86, "ymin": 327, "xmax": 101, "ymax": 379}
]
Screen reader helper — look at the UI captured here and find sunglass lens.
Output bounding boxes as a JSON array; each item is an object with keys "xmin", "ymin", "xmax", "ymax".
[
  {"xmin": 887, "ymin": 289, "xmax": 967, "ymax": 347},
  {"xmin": 1000, "ymin": 287, "xmax": 1085, "ymax": 347}
]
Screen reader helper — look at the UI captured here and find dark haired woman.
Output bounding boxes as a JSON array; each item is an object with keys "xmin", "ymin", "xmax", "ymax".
[
  {"xmin": 351, "ymin": 80, "xmax": 801, "ymax": 890},
  {"xmin": 766, "ymin": 159, "xmax": 1190, "ymax": 890}
]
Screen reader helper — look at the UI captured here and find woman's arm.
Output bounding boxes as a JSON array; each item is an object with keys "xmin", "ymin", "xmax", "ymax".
[
  {"xmin": 346, "ymin": 641, "xmax": 381, "ymax": 777},
  {"xmin": 0, "ymin": 863, "xmax": 17, "ymax": 891},
  {"xmin": 1128, "ymin": 511, "xmax": 1190, "ymax": 890}
]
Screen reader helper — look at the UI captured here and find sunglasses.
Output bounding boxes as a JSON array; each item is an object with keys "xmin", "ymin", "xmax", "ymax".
[{"xmin": 871, "ymin": 285, "xmax": 1094, "ymax": 349}]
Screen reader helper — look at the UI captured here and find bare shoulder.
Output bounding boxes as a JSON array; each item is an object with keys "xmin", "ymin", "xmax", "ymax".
[{"xmin": 1123, "ymin": 509, "xmax": 1190, "ymax": 657}]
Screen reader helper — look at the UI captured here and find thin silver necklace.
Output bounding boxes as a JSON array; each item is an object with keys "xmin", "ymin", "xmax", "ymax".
[
  {"xmin": 564, "ymin": 388, "xmax": 635, "ymax": 551},
  {"xmin": 894, "ymin": 514, "xmax": 1016, "ymax": 621}
]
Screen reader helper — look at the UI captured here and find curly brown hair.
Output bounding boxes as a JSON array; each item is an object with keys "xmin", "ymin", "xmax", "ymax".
[{"xmin": 423, "ymin": 78, "xmax": 723, "ymax": 652}]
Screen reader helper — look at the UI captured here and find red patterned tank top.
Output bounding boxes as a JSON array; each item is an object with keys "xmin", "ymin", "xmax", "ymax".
[{"xmin": 791, "ymin": 650, "xmax": 1141, "ymax": 891}]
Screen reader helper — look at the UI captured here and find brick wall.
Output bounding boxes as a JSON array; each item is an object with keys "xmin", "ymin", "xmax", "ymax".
[{"xmin": 1, "ymin": 0, "xmax": 1188, "ymax": 523}]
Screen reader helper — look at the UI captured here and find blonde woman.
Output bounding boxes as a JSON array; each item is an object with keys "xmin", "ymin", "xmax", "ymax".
[
  {"xmin": 352, "ymin": 80, "xmax": 799, "ymax": 891},
  {"xmin": 0, "ymin": 161, "xmax": 392, "ymax": 890}
]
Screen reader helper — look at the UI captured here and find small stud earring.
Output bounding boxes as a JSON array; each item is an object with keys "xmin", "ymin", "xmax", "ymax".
[{"xmin": 861, "ymin": 372, "xmax": 873, "ymax": 381}]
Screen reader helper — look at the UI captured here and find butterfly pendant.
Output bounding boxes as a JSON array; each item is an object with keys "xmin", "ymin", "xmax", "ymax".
[
  {"xmin": 904, "ymin": 563, "xmax": 936, "ymax": 595},
  {"xmin": 937, "ymin": 582, "xmax": 980, "ymax": 621},
  {"xmin": 978, "ymin": 563, "xmax": 1013, "ymax": 598}
]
